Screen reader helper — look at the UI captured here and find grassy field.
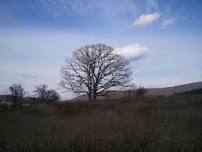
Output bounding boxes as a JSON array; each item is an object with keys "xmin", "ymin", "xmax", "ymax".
[{"xmin": 0, "ymin": 95, "xmax": 202, "ymax": 152}]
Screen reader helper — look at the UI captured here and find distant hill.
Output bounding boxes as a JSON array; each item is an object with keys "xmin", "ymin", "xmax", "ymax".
[
  {"xmin": 0, "ymin": 95, "xmax": 13, "ymax": 101},
  {"xmin": 0, "ymin": 95, "xmax": 40, "ymax": 103},
  {"xmin": 69, "ymin": 90, "xmax": 128, "ymax": 102},
  {"xmin": 69, "ymin": 81, "xmax": 202, "ymax": 102},
  {"xmin": 177, "ymin": 88, "xmax": 202, "ymax": 95},
  {"xmin": 147, "ymin": 81, "xmax": 202, "ymax": 96}
]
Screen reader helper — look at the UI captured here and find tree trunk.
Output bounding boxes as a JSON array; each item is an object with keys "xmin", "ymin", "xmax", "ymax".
[
  {"xmin": 92, "ymin": 91, "xmax": 97, "ymax": 101},
  {"xmin": 12, "ymin": 96, "xmax": 17, "ymax": 107},
  {"xmin": 88, "ymin": 93, "xmax": 91, "ymax": 102},
  {"xmin": 88, "ymin": 91, "xmax": 92, "ymax": 102},
  {"xmin": 93, "ymin": 95, "xmax": 96, "ymax": 101}
]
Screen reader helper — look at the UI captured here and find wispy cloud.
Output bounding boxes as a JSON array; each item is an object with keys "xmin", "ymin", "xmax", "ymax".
[
  {"xmin": 162, "ymin": 17, "xmax": 175, "ymax": 28},
  {"xmin": 114, "ymin": 43, "xmax": 149, "ymax": 60},
  {"xmin": 134, "ymin": 12, "xmax": 160, "ymax": 27},
  {"xmin": 31, "ymin": 0, "xmax": 137, "ymax": 24},
  {"xmin": 146, "ymin": 0, "xmax": 160, "ymax": 12},
  {"xmin": 0, "ymin": 0, "xmax": 138, "ymax": 29}
]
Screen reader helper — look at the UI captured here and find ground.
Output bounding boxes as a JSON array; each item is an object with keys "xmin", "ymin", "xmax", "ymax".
[{"xmin": 0, "ymin": 94, "xmax": 202, "ymax": 152}]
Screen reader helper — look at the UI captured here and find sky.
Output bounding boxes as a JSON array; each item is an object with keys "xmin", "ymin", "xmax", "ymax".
[{"xmin": 0, "ymin": 0, "xmax": 202, "ymax": 99}]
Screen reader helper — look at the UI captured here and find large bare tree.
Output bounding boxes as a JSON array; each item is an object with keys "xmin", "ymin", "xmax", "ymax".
[{"xmin": 60, "ymin": 44, "xmax": 131, "ymax": 101}]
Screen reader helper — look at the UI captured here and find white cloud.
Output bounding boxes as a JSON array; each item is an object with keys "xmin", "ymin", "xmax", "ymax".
[
  {"xmin": 114, "ymin": 43, "xmax": 149, "ymax": 60},
  {"xmin": 134, "ymin": 12, "xmax": 160, "ymax": 27},
  {"xmin": 162, "ymin": 17, "xmax": 175, "ymax": 28}
]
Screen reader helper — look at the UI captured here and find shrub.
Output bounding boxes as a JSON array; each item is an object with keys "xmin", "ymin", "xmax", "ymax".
[{"xmin": 136, "ymin": 87, "xmax": 147, "ymax": 96}]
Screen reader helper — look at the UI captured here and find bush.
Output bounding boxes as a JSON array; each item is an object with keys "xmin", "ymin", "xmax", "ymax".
[
  {"xmin": 34, "ymin": 84, "xmax": 60, "ymax": 102},
  {"xmin": 136, "ymin": 87, "xmax": 147, "ymax": 96}
]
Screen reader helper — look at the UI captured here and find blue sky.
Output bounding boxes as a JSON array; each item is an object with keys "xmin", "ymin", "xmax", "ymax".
[{"xmin": 0, "ymin": 0, "xmax": 202, "ymax": 99}]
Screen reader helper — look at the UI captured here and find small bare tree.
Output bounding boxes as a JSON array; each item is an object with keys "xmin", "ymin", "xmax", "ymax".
[
  {"xmin": 34, "ymin": 84, "xmax": 60, "ymax": 102},
  {"xmin": 46, "ymin": 89, "xmax": 60, "ymax": 102},
  {"xmin": 60, "ymin": 44, "xmax": 131, "ymax": 101},
  {"xmin": 9, "ymin": 84, "xmax": 26, "ymax": 105},
  {"xmin": 34, "ymin": 84, "xmax": 48, "ymax": 102}
]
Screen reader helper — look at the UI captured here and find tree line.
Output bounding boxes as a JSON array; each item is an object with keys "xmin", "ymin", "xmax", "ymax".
[{"xmin": 8, "ymin": 83, "xmax": 59, "ymax": 106}]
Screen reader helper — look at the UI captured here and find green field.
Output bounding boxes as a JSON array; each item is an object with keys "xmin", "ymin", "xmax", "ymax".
[{"xmin": 1, "ymin": 95, "xmax": 202, "ymax": 152}]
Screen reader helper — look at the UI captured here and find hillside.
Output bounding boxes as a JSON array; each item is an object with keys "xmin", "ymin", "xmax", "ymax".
[
  {"xmin": 147, "ymin": 81, "xmax": 202, "ymax": 96},
  {"xmin": 70, "ymin": 81, "xmax": 202, "ymax": 102}
]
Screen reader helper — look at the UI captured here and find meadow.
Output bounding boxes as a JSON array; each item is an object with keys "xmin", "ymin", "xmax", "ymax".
[{"xmin": 0, "ymin": 94, "xmax": 202, "ymax": 152}]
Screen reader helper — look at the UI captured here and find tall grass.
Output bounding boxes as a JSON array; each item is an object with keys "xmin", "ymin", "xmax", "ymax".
[{"xmin": 0, "ymin": 95, "xmax": 202, "ymax": 152}]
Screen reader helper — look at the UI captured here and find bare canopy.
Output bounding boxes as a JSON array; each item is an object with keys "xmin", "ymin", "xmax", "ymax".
[
  {"xmin": 60, "ymin": 44, "xmax": 131, "ymax": 101},
  {"xmin": 9, "ymin": 84, "xmax": 26, "ymax": 105}
]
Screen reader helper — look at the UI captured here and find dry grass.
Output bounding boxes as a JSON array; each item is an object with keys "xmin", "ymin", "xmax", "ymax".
[{"xmin": 0, "ymin": 95, "xmax": 202, "ymax": 152}]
